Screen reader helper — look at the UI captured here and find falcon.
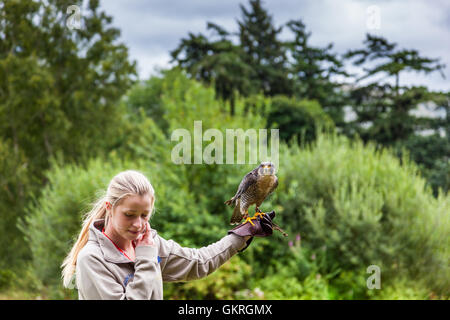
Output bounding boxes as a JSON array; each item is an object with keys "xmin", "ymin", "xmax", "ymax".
[{"xmin": 225, "ymin": 161, "xmax": 278, "ymax": 226}]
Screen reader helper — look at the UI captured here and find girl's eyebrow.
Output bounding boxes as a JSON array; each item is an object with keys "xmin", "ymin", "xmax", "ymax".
[{"xmin": 125, "ymin": 209, "xmax": 149, "ymax": 213}]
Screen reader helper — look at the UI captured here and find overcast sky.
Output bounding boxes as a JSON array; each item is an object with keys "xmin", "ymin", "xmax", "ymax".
[{"xmin": 99, "ymin": 0, "xmax": 450, "ymax": 92}]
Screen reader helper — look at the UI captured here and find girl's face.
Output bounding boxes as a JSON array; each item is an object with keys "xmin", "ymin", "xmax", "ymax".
[{"xmin": 107, "ymin": 194, "xmax": 152, "ymax": 241}]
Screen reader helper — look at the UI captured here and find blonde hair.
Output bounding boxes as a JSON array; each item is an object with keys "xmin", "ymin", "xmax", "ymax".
[{"xmin": 61, "ymin": 170, "xmax": 155, "ymax": 288}]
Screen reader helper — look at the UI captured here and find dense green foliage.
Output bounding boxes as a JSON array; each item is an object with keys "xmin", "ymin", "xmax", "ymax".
[
  {"xmin": 171, "ymin": 0, "xmax": 448, "ymax": 196},
  {"xmin": 278, "ymin": 134, "xmax": 449, "ymax": 293},
  {"xmin": 0, "ymin": 0, "xmax": 448, "ymax": 300},
  {"xmin": 0, "ymin": 0, "xmax": 136, "ymax": 269},
  {"xmin": 15, "ymin": 71, "xmax": 449, "ymax": 300}
]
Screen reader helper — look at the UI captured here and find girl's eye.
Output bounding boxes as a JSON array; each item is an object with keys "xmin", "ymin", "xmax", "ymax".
[
  {"xmin": 142, "ymin": 214, "xmax": 149, "ymax": 219},
  {"xmin": 125, "ymin": 213, "xmax": 134, "ymax": 217}
]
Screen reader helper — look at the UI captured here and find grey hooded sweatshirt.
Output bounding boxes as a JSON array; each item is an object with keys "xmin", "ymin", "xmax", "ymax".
[{"xmin": 75, "ymin": 219, "xmax": 248, "ymax": 300}]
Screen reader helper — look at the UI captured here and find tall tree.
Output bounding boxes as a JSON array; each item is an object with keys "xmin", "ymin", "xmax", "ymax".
[
  {"xmin": 171, "ymin": 0, "xmax": 296, "ymax": 114},
  {"xmin": 344, "ymin": 34, "xmax": 448, "ymax": 195},
  {"xmin": 237, "ymin": 0, "xmax": 292, "ymax": 96},
  {"xmin": 170, "ymin": 24, "xmax": 255, "ymax": 115},
  {"xmin": 285, "ymin": 19, "xmax": 350, "ymax": 125},
  {"xmin": 0, "ymin": 0, "xmax": 136, "ymax": 267},
  {"xmin": 0, "ymin": 0, "xmax": 136, "ymax": 172},
  {"xmin": 344, "ymin": 34, "xmax": 446, "ymax": 144},
  {"xmin": 346, "ymin": 34, "xmax": 445, "ymax": 96}
]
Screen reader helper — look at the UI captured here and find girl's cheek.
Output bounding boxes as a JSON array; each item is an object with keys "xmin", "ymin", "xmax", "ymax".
[{"xmin": 118, "ymin": 217, "xmax": 131, "ymax": 231}]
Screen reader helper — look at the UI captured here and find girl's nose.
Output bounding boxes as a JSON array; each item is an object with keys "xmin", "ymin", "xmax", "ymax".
[{"xmin": 132, "ymin": 218, "xmax": 143, "ymax": 230}]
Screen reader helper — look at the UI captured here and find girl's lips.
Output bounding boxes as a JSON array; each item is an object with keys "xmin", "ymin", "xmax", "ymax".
[{"xmin": 128, "ymin": 230, "xmax": 140, "ymax": 235}]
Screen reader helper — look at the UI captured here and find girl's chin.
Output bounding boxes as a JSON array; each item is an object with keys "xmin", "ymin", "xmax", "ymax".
[{"xmin": 127, "ymin": 230, "xmax": 141, "ymax": 239}]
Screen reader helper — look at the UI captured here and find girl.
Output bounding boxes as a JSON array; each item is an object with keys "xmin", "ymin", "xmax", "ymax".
[{"xmin": 61, "ymin": 170, "xmax": 259, "ymax": 300}]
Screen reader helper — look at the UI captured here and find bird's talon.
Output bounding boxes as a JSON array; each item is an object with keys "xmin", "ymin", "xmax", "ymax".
[
  {"xmin": 253, "ymin": 211, "xmax": 266, "ymax": 219},
  {"xmin": 242, "ymin": 216, "xmax": 256, "ymax": 226}
]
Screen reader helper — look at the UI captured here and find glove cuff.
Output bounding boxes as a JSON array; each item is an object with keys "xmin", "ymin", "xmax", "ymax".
[{"xmin": 238, "ymin": 236, "xmax": 253, "ymax": 252}]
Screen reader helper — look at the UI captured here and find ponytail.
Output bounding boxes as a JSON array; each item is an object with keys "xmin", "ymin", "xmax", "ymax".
[{"xmin": 61, "ymin": 195, "xmax": 107, "ymax": 288}]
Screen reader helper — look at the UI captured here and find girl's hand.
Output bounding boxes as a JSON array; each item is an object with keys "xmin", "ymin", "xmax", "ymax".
[{"xmin": 134, "ymin": 222, "xmax": 154, "ymax": 247}]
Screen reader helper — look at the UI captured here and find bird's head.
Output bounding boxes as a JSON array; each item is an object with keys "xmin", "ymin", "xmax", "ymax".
[{"xmin": 257, "ymin": 161, "xmax": 276, "ymax": 176}]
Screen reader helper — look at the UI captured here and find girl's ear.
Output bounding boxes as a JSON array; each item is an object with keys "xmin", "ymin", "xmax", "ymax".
[{"xmin": 105, "ymin": 201, "xmax": 111, "ymax": 210}]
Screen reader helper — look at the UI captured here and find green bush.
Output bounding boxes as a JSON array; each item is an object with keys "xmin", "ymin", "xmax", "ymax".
[
  {"xmin": 0, "ymin": 269, "xmax": 16, "ymax": 291},
  {"xmin": 394, "ymin": 133, "xmax": 449, "ymax": 196},
  {"xmin": 328, "ymin": 269, "xmax": 372, "ymax": 300},
  {"xmin": 371, "ymin": 277, "xmax": 432, "ymax": 300},
  {"xmin": 245, "ymin": 235, "xmax": 367, "ymax": 300},
  {"xmin": 164, "ymin": 255, "xmax": 252, "ymax": 300},
  {"xmin": 247, "ymin": 271, "xmax": 331, "ymax": 300},
  {"xmin": 0, "ymin": 138, "xmax": 31, "ymax": 269},
  {"xmin": 276, "ymin": 132, "xmax": 449, "ymax": 294}
]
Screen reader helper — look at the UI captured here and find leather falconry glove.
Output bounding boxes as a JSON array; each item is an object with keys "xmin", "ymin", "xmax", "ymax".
[{"xmin": 228, "ymin": 210, "xmax": 288, "ymax": 252}]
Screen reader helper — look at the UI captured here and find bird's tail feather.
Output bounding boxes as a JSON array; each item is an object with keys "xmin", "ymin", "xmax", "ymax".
[{"xmin": 230, "ymin": 199, "xmax": 242, "ymax": 224}]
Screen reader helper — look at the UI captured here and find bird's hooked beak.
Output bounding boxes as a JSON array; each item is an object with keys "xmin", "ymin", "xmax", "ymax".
[{"xmin": 262, "ymin": 165, "xmax": 272, "ymax": 175}]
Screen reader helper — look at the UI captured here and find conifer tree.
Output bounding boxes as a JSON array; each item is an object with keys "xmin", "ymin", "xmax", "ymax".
[
  {"xmin": 237, "ymin": 0, "xmax": 292, "ymax": 96},
  {"xmin": 344, "ymin": 34, "xmax": 445, "ymax": 144}
]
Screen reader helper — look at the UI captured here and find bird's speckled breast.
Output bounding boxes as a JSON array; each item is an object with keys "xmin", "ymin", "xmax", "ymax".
[{"xmin": 257, "ymin": 175, "xmax": 277, "ymax": 195}]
